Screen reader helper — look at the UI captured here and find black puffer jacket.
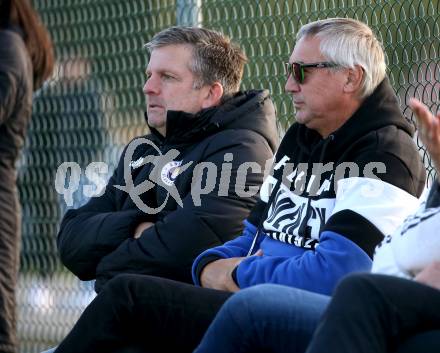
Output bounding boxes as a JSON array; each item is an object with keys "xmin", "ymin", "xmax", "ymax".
[{"xmin": 57, "ymin": 89, "xmax": 278, "ymax": 292}]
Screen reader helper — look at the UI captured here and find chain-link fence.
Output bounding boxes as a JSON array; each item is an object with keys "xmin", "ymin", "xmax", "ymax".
[{"xmin": 17, "ymin": 1, "xmax": 439, "ymax": 352}]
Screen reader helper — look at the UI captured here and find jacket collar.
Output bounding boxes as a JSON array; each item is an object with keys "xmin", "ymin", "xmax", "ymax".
[{"xmin": 145, "ymin": 105, "xmax": 219, "ymax": 145}]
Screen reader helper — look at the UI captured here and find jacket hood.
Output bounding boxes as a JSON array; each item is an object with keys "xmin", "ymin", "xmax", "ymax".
[
  {"xmin": 146, "ymin": 89, "xmax": 278, "ymax": 151},
  {"xmin": 293, "ymin": 77, "xmax": 414, "ymax": 157}
]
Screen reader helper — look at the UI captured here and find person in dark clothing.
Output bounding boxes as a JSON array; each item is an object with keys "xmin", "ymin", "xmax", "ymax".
[
  {"xmin": 52, "ymin": 18, "xmax": 425, "ymax": 353},
  {"xmin": 305, "ymin": 98, "xmax": 440, "ymax": 353},
  {"xmin": 0, "ymin": 0, "xmax": 54, "ymax": 352},
  {"xmin": 56, "ymin": 26, "xmax": 278, "ymax": 293},
  {"xmin": 305, "ymin": 274, "xmax": 440, "ymax": 353}
]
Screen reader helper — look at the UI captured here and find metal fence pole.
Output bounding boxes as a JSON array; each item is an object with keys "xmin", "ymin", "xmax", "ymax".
[{"xmin": 176, "ymin": 0, "xmax": 202, "ymax": 26}]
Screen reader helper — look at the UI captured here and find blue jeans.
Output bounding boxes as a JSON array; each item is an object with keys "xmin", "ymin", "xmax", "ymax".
[{"xmin": 194, "ymin": 284, "xmax": 331, "ymax": 353}]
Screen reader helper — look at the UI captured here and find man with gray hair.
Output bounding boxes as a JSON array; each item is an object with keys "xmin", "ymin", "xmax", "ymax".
[
  {"xmin": 56, "ymin": 26, "xmax": 278, "ymax": 292},
  {"xmin": 53, "ymin": 18, "xmax": 425, "ymax": 353}
]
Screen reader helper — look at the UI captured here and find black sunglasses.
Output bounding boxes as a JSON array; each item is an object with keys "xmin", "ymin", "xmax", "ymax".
[{"xmin": 284, "ymin": 62, "xmax": 338, "ymax": 84}]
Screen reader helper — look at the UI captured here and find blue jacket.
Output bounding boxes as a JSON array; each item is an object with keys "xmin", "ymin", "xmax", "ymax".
[{"xmin": 193, "ymin": 220, "xmax": 372, "ymax": 295}]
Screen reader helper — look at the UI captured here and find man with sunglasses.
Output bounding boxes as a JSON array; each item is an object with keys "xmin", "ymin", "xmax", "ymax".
[{"xmin": 52, "ymin": 18, "xmax": 426, "ymax": 353}]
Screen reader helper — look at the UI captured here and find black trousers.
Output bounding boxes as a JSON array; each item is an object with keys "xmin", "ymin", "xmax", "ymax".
[
  {"xmin": 54, "ymin": 274, "xmax": 231, "ymax": 353},
  {"xmin": 306, "ymin": 273, "xmax": 440, "ymax": 353}
]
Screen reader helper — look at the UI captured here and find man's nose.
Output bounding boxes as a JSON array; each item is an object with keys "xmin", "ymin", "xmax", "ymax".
[
  {"xmin": 285, "ymin": 75, "xmax": 300, "ymax": 93},
  {"xmin": 143, "ymin": 75, "xmax": 159, "ymax": 95}
]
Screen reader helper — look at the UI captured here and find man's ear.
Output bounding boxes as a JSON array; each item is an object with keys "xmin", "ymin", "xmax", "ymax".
[
  {"xmin": 343, "ymin": 65, "xmax": 364, "ymax": 94},
  {"xmin": 202, "ymin": 82, "xmax": 224, "ymax": 108}
]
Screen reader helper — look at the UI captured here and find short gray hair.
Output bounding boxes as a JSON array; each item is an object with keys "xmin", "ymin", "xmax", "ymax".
[
  {"xmin": 146, "ymin": 27, "xmax": 247, "ymax": 98},
  {"xmin": 297, "ymin": 18, "xmax": 386, "ymax": 99}
]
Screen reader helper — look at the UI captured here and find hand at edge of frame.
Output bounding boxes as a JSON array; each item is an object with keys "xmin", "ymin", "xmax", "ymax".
[
  {"xmin": 409, "ymin": 98, "xmax": 440, "ymax": 174},
  {"xmin": 133, "ymin": 221, "xmax": 154, "ymax": 239},
  {"xmin": 200, "ymin": 250, "xmax": 263, "ymax": 292},
  {"xmin": 414, "ymin": 261, "xmax": 440, "ymax": 291}
]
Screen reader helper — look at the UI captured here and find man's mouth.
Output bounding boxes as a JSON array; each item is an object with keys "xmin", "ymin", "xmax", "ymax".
[{"xmin": 148, "ymin": 104, "xmax": 164, "ymax": 109}]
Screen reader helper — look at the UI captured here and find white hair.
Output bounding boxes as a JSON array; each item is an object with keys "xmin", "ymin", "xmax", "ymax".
[{"xmin": 297, "ymin": 18, "xmax": 386, "ymax": 99}]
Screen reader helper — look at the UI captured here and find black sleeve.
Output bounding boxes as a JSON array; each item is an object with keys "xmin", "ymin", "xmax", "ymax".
[
  {"xmin": 56, "ymin": 147, "xmax": 154, "ymax": 280},
  {"xmin": 322, "ymin": 210, "xmax": 383, "ymax": 258},
  {"xmin": 94, "ymin": 131, "xmax": 273, "ymax": 291}
]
